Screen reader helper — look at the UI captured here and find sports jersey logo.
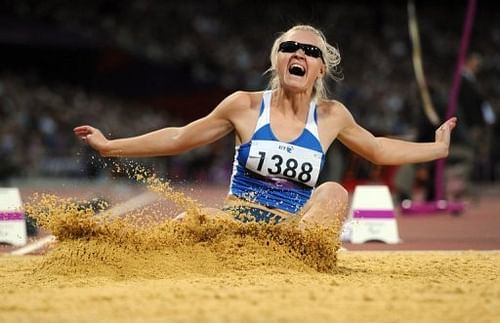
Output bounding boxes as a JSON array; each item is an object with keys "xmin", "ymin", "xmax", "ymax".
[{"xmin": 278, "ymin": 144, "xmax": 294, "ymax": 153}]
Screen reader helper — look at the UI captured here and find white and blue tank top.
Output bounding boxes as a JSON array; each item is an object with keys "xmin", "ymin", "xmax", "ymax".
[{"xmin": 228, "ymin": 90, "xmax": 326, "ymax": 213}]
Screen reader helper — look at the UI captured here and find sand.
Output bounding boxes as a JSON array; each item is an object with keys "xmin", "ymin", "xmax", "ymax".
[
  {"xmin": 1, "ymin": 168, "xmax": 498, "ymax": 322},
  {"xmin": 0, "ymin": 251, "xmax": 498, "ymax": 323}
]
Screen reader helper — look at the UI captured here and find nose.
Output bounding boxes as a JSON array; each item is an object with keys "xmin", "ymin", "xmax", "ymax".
[{"xmin": 292, "ymin": 51, "xmax": 306, "ymax": 59}]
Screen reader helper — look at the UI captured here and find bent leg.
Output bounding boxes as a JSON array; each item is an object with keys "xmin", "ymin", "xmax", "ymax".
[{"xmin": 299, "ymin": 182, "xmax": 348, "ymax": 228}]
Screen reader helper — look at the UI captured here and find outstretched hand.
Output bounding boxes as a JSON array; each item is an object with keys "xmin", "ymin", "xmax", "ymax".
[
  {"xmin": 434, "ymin": 117, "xmax": 457, "ymax": 152},
  {"xmin": 73, "ymin": 125, "xmax": 108, "ymax": 153}
]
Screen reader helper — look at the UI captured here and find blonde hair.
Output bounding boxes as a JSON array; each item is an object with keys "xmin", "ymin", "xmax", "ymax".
[{"xmin": 266, "ymin": 25, "xmax": 342, "ymax": 100}]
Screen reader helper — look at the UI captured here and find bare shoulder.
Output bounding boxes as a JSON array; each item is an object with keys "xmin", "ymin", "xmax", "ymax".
[
  {"xmin": 314, "ymin": 99, "xmax": 355, "ymax": 148},
  {"xmin": 219, "ymin": 91, "xmax": 264, "ymax": 144},
  {"xmin": 220, "ymin": 91, "xmax": 261, "ymax": 110},
  {"xmin": 212, "ymin": 91, "xmax": 261, "ymax": 120},
  {"xmin": 316, "ymin": 99, "xmax": 353, "ymax": 122}
]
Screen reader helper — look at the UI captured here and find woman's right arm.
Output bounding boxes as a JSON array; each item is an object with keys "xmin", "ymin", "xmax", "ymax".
[{"xmin": 74, "ymin": 91, "xmax": 247, "ymax": 157}]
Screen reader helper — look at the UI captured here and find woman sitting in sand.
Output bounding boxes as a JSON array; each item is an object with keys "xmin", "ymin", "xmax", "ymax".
[{"xmin": 74, "ymin": 25, "xmax": 456, "ymax": 228}]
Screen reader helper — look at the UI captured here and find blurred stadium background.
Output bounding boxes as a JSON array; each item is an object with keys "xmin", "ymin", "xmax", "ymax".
[{"xmin": 0, "ymin": 0, "xmax": 499, "ymax": 249}]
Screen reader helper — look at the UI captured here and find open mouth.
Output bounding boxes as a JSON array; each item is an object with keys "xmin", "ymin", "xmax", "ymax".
[{"xmin": 288, "ymin": 64, "xmax": 306, "ymax": 77}]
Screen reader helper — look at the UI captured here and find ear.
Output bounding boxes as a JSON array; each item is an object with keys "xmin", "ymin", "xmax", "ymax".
[{"xmin": 318, "ymin": 64, "xmax": 325, "ymax": 77}]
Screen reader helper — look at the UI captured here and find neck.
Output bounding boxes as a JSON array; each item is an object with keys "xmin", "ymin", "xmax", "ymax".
[{"xmin": 273, "ymin": 88, "xmax": 313, "ymax": 115}]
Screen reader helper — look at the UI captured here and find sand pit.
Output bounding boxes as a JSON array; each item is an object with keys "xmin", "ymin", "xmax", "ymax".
[
  {"xmin": 0, "ymin": 251, "xmax": 498, "ymax": 323},
  {"xmin": 1, "ymin": 169, "xmax": 499, "ymax": 322}
]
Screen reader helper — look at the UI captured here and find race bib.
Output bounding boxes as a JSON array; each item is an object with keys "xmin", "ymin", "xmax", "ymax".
[{"xmin": 246, "ymin": 140, "xmax": 323, "ymax": 187}]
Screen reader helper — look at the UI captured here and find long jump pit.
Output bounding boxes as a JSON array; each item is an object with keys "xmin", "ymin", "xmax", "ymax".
[{"xmin": 1, "ymin": 176, "xmax": 499, "ymax": 322}]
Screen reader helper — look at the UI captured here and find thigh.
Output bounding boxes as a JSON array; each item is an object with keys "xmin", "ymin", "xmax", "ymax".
[
  {"xmin": 298, "ymin": 181, "xmax": 349, "ymax": 227},
  {"xmin": 301, "ymin": 181, "xmax": 348, "ymax": 214}
]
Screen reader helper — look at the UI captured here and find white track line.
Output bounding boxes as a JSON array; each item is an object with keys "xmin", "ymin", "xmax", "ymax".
[
  {"xmin": 9, "ymin": 235, "xmax": 56, "ymax": 256},
  {"xmin": 9, "ymin": 191, "xmax": 160, "ymax": 256},
  {"xmin": 105, "ymin": 191, "xmax": 160, "ymax": 217}
]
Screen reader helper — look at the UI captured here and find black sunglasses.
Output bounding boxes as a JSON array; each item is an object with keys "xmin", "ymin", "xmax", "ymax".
[{"xmin": 278, "ymin": 41, "xmax": 324, "ymax": 62}]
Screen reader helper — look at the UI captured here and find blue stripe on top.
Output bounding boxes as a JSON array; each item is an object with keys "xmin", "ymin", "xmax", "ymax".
[{"xmin": 228, "ymin": 91, "xmax": 326, "ymax": 214}]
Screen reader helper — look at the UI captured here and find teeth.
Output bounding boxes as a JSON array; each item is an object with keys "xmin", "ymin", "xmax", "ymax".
[{"xmin": 290, "ymin": 64, "xmax": 304, "ymax": 71}]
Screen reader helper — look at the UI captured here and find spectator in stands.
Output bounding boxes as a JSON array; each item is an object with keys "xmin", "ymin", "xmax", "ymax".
[{"xmin": 455, "ymin": 53, "xmax": 496, "ymax": 183}]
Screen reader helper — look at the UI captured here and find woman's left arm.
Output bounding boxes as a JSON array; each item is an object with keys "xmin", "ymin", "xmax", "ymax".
[{"xmin": 337, "ymin": 105, "xmax": 457, "ymax": 165}]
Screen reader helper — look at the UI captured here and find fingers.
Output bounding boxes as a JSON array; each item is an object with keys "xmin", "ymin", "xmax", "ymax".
[
  {"xmin": 444, "ymin": 117, "xmax": 457, "ymax": 128},
  {"xmin": 445, "ymin": 117, "xmax": 457, "ymax": 130},
  {"xmin": 73, "ymin": 125, "xmax": 93, "ymax": 135},
  {"xmin": 436, "ymin": 117, "xmax": 458, "ymax": 134},
  {"xmin": 435, "ymin": 120, "xmax": 453, "ymax": 144},
  {"xmin": 433, "ymin": 117, "xmax": 456, "ymax": 159},
  {"xmin": 73, "ymin": 125, "xmax": 96, "ymax": 143}
]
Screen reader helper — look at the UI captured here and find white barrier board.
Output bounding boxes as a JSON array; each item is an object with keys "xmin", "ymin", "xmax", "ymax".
[
  {"xmin": 0, "ymin": 188, "xmax": 27, "ymax": 246},
  {"xmin": 346, "ymin": 185, "xmax": 401, "ymax": 244}
]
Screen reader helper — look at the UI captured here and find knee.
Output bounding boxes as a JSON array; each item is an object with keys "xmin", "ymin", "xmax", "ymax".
[
  {"xmin": 316, "ymin": 182, "xmax": 348, "ymax": 206},
  {"xmin": 300, "ymin": 182, "xmax": 349, "ymax": 227}
]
